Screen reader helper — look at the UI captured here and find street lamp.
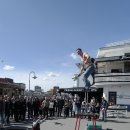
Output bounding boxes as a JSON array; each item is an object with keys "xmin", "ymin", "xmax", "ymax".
[{"xmin": 29, "ymin": 71, "xmax": 37, "ymax": 92}]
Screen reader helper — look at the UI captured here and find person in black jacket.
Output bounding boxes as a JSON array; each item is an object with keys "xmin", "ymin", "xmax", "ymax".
[
  {"xmin": 57, "ymin": 98, "xmax": 64, "ymax": 117},
  {"xmin": 14, "ymin": 97, "xmax": 20, "ymax": 122},
  {"xmin": 0, "ymin": 96, "xmax": 5, "ymax": 125},
  {"xmin": 5, "ymin": 97, "xmax": 11, "ymax": 124},
  {"xmin": 27, "ymin": 97, "xmax": 33, "ymax": 119},
  {"xmin": 10, "ymin": 97, "xmax": 15, "ymax": 119},
  {"xmin": 19, "ymin": 96, "xmax": 26, "ymax": 121}
]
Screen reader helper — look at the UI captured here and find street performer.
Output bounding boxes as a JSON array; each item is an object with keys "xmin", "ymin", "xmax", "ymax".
[{"xmin": 74, "ymin": 48, "xmax": 95, "ymax": 89}]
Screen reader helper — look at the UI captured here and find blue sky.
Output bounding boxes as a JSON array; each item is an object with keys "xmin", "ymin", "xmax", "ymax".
[{"xmin": 0, "ymin": 0, "xmax": 130, "ymax": 91}]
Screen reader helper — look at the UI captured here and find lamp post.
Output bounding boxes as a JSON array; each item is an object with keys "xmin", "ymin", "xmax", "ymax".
[{"xmin": 29, "ymin": 71, "xmax": 37, "ymax": 92}]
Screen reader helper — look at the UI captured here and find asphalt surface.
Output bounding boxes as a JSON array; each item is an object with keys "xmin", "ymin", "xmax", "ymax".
[
  {"xmin": 40, "ymin": 112, "xmax": 130, "ymax": 130},
  {"xmin": 0, "ymin": 119, "xmax": 32, "ymax": 130}
]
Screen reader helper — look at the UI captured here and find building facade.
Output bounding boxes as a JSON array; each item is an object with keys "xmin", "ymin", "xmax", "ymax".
[
  {"xmin": 76, "ymin": 41, "xmax": 130, "ymax": 110},
  {"xmin": 95, "ymin": 41, "xmax": 130, "ymax": 110},
  {"xmin": 0, "ymin": 78, "xmax": 25, "ymax": 96},
  {"xmin": 35, "ymin": 86, "xmax": 42, "ymax": 92}
]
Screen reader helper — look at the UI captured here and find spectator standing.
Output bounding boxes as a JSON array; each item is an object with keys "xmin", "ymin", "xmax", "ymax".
[
  {"xmin": 100, "ymin": 97, "xmax": 108, "ymax": 122},
  {"xmin": 42, "ymin": 97, "xmax": 49, "ymax": 119},
  {"xmin": 49, "ymin": 99, "xmax": 54, "ymax": 117},
  {"xmin": 72, "ymin": 99, "xmax": 77, "ymax": 117},
  {"xmin": 0, "ymin": 96, "xmax": 5, "ymax": 126},
  {"xmin": 27, "ymin": 97, "xmax": 33, "ymax": 119},
  {"xmin": 75, "ymin": 98, "xmax": 81, "ymax": 115},
  {"xmin": 5, "ymin": 97, "xmax": 11, "ymax": 124}
]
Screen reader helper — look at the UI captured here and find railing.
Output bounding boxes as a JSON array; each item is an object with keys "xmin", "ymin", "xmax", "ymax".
[
  {"xmin": 95, "ymin": 73, "xmax": 130, "ymax": 83},
  {"xmin": 107, "ymin": 105, "xmax": 128, "ymax": 118}
]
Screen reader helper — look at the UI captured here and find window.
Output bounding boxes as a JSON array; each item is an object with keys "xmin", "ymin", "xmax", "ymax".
[
  {"xmin": 125, "ymin": 53, "xmax": 130, "ymax": 57},
  {"xmin": 108, "ymin": 92, "xmax": 117, "ymax": 105},
  {"xmin": 124, "ymin": 62, "xmax": 130, "ymax": 72},
  {"xmin": 111, "ymin": 69, "xmax": 122, "ymax": 73}
]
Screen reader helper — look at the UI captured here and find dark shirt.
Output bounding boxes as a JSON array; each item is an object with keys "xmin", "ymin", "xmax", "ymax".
[
  {"xmin": 0, "ymin": 100, "xmax": 5, "ymax": 113},
  {"xmin": 101, "ymin": 100, "xmax": 108, "ymax": 110}
]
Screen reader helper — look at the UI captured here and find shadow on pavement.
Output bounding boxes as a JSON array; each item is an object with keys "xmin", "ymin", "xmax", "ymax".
[{"xmin": 54, "ymin": 122, "xmax": 64, "ymax": 126}]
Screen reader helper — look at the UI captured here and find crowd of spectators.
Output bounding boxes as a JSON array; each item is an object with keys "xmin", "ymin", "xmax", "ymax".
[{"xmin": 0, "ymin": 94, "xmax": 108, "ymax": 127}]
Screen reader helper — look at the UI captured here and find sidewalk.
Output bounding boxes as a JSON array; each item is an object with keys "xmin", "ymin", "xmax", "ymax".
[
  {"xmin": 40, "ymin": 112, "xmax": 130, "ymax": 130},
  {"xmin": 0, "ymin": 119, "xmax": 32, "ymax": 130}
]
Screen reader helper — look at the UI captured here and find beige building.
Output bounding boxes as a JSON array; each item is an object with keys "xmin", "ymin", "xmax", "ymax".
[
  {"xmin": 0, "ymin": 78, "xmax": 25, "ymax": 96},
  {"xmin": 95, "ymin": 41, "xmax": 130, "ymax": 111},
  {"xmin": 75, "ymin": 40, "xmax": 130, "ymax": 111}
]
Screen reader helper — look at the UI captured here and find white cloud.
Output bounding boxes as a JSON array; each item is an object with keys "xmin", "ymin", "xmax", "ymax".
[
  {"xmin": 47, "ymin": 72, "xmax": 60, "ymax": 77},
  {"xmin": 36, "ymin": 72, "xmax": 75, "ymax": 91},
  {"xmin": 70, "ymin": 53, "xmax": 78, "ymax": 60},
  {"xmin": 43, "ymin": 77, "xmax": 49, "ymax": 81},
  {"xmin": 0, "ymin": 70, "xmax": 75, "ymax": 92},
  {"xmin": 3, "ymin": 65, "xmax": 15, "ymax": 70}
]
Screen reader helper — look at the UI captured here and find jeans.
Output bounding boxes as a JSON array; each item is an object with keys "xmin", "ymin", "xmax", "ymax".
[
  {"xmin": 83, "ymin": 64, "xmax": 95, "ymax": 88},
  {"xmin": 0, "ymin": 112, "xmax": 5, "ymax": 124},
  {"xmin": 102, "ymin": 109, "xmax": 107, "ymax": 121},
  {"xmin": 5, "ymin": 112, "xmax": 10, "ymax": 124}
]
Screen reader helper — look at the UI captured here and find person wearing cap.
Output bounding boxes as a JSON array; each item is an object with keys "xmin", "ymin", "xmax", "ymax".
[{"xmin": 76, "ymin": 48, "xmax": 95, "ymax": 89}]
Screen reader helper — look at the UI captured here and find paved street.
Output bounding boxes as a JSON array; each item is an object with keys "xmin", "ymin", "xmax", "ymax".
[
  {"xmin": 40, "ymin": 112, "xmax": 130, "ymax": 130},
  {"xmin": 0, "ymin": 119, "xmax": 32, "ymax": 130}
]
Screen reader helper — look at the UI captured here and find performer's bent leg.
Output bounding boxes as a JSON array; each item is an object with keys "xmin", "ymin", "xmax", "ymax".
[
  {"xmin": 83, "ymin": 78, "xmax": 90, "ymax": 88},
  {"xmin": 83, "ymin": 64, "xmax": 95, "ymax": 88}
]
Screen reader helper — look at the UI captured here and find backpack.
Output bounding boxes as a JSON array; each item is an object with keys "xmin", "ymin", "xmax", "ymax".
[{"xmin": 91, "ymin": 58, "xmax": 95, "ymax": 63}]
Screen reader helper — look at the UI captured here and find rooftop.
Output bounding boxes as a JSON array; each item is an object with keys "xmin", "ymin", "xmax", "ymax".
[{"xmin": 97, "ymin": 40, "xmax": 130, "ymax": 58}]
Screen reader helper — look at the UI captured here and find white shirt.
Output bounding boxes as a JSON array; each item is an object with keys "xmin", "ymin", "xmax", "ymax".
[
  {"xmin": 80, "ymin": 52, "xmax": 92, "ymax": 69},
  {"xmin": 49, "ymin": 101, "xmax": 54, "ymax": 109}
]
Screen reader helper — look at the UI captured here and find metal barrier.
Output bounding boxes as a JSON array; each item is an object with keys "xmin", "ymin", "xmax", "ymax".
[{"xmin": 107, "ymin": 105, "xmax": 128, "ymax": 118}]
